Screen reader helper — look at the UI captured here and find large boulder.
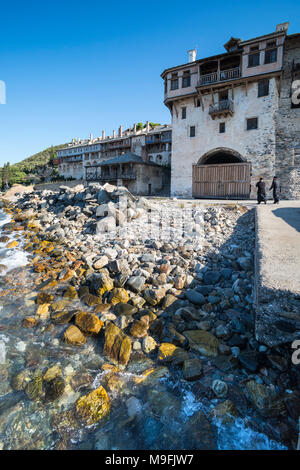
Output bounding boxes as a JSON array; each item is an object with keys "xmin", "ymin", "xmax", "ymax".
[{"xmin": 104, "ymin": 322, "xmax": 132, "ymax": 367}]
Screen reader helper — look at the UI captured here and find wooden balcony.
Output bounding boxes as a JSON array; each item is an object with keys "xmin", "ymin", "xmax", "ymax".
[
  {"xmin": 209, "ymin": 99, "xmax": 234, "ymax": 119},
  {"xmin": 198, "ymin": 67, "xmax": 241, "ymax": 86}
]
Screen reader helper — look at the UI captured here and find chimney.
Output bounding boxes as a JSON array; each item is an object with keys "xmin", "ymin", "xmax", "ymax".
[
  {"xmin": 89, "ymin": 133, "xmax": 93, "ymax": 141},
  {"xmin": 113, "ymin": 130, "xmax": 116, "ymax": 138},
  {"xmin": 146, "ymin": 121, "xmax": 150, "ymax": 132},
  {"xmin": 134, "ymin": 123, "xmax": 137, "ymax": 133},
  {"xmin": 187, "ymin": 49, "xmax": 196, "ymax": 63},
  {"xmin": 102, "ymin": 130, "xmax": 105, "ymax": 140},
  {"xmin": 119, "ymin": 125, "xmax": 123, "ymax": 137}
]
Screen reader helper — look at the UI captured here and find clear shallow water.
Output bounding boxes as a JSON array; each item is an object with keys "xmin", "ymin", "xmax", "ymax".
[{"xmin": 0, "ymin": 209, "xmax": 287, "ymax": 450}]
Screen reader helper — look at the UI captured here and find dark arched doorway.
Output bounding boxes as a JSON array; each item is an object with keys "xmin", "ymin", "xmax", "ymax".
[{"xmin": 193, "ymin": 148, "xmax": 251, "ymax": 199}]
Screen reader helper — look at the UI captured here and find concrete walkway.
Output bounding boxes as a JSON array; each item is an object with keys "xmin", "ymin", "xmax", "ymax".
[{"xmin": 255, "ymin": 201, "xmax": 300, "ymax": 346}]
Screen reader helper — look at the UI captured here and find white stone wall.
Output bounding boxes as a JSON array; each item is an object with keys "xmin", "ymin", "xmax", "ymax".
[{"xmin": 170, "ymin": 78, "xmax": 279, "ymax": 197}]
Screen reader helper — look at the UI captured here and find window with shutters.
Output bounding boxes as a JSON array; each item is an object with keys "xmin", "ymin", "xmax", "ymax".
[{"xmin": 258, "ymin": 79, "xmax": 269, "ymax": 97}]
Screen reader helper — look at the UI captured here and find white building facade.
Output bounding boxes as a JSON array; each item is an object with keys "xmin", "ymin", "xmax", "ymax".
[{"xmin": 162, "ymin": 23, "xmax": 300, "ymax": 199}]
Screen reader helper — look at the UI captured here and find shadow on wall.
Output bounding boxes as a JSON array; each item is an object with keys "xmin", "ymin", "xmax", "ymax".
[{"xmin": 272, "ymin": 207, "xmax": 300, "ymax": 233}]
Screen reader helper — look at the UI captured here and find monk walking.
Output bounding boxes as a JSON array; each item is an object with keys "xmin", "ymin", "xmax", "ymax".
[
  {"xmin": 269, "ymin": 176, "xmax": 281, "ymax": 204},
  {"xmin": 256, "ymin": 177, "xmax": 267, "ymax": 204}
]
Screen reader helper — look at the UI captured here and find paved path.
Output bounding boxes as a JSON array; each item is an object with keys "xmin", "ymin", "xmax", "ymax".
[
  {"xmin": 255, "ymin": 201, "xmax": 300, "ymax": 346},
  {"xmin": 256, "ymin": 201, "xmax": 300, "ymax": 294}
]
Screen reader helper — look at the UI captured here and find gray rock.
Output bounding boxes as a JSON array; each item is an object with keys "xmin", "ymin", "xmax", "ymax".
[
  {"xmin": 126, "ymin": 276, "xmax": 146, "ymax": 293},
  {"xmin": 185, "ymin": 289, "xmax": 205, "ymax": 305},
  {"xmin": 203, "ymin": 271, "xmax": 221, "ymax": 285}
]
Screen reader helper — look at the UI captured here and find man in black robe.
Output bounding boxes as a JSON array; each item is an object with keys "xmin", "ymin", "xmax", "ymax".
[
  {"xmin": 256, "ymin": 178, "xmax": 267, "ymax": 204},
  {"xmin": 269, "ymin": 176, "xmax": 281, "ymax": 204}
]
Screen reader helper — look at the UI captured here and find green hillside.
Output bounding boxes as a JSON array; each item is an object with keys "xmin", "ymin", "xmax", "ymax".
[{"xmin": 1, "ymin": 143, "xmax": 66, "ymax": 187}]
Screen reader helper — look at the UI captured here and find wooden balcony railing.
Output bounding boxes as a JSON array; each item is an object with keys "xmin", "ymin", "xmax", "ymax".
[
  {"xmin": 198, "ymin": 67, "xmax": 241, "ymax": 86},
  {"xmin": 209, "ymin": 99, "xmax": 234, "ymax": 119}
]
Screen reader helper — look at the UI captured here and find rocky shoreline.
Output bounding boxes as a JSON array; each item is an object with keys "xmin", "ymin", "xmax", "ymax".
[{"xmin": 0, "ymin": 182, "xmax": 298, "ymax": 450}]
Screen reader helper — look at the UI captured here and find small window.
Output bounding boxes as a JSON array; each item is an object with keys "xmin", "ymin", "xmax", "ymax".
[
  {"xmin": 190, "ymin": 126, "xmax": 196, "ymax": 137},
  {"xmin": 182, "ymin": 70, "xmax": 191, "ymax": 88},
  {"xmin": 265, "ymin": 48, "xmax": 277, "ymax": 64},
  {"xmin": 248, "ymin": 52, "xmax": 260, "ymax": 67},
  {"xmin": 219, "ymin": 122, "xmax": 225, "ymax": 133},
  {"xmin": 250, "ymin": 45, "xmax": 259, "ymax": 52},
  {"xmin": 195, "ymin": 98, "xmax": 201, "ymax": 107},
  {"xmin": 247, "ymin": 117, "xmax": 258, "ymax": 130},
  {"xmin": 258, "ymin": 79, "xmax": 269, "ymax": 97},
  {"xmin": 171, "ymin": 73, "xmax": 179, "ymax": 90},
  {"xmin": 181, "ymin": 107, "xmax": 186, "ymax": 119}
]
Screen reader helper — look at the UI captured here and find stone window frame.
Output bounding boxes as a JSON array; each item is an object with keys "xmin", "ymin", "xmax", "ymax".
[
  {"xmin": 264, "ymin": 47, "xmax": 277, "ymax": 64},
  {"xmin": 246, "ymin": 117, "xmax": 259, "ymax": 131},
  {"xmin": 219, "ymin": 122, "xmax": 226, "ymax": 133},
  {"xmin": 190, "ymin": 126, "xmax": 196, "ymax": 138},
  {"xmin": 258, "ymin": 79, "xmax": 270, "ymax": 98},
  {"xmin": 171, "ymin": 73, "xmax": 179, "ymax": 90},
  {"xmin": 182, "ymin": 70, "xmax": 191, "ymax": 88},
  {"xmin": 248, "ymin": 52, "xmax": 260, "ymax": 68},
  {"xmin": 181, "ymin": 107, "xmax": 187, "ymax": 119}
]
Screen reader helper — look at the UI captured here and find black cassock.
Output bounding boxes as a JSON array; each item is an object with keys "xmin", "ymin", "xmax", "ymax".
[
  {"xmin": 270, "ymin": 179, "xmax": 281, "ymax": 202},
  {"xmin": 256, "ymin": 181, "xmax": 266, "ymax": 203}
]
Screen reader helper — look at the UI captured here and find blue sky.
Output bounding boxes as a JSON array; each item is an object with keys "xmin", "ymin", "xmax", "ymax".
[{"xmin": 0, "ymin": 0, "xmax": 300, "ymax": 165}]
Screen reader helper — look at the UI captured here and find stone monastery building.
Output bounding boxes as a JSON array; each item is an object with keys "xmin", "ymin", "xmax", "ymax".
[{"xmin": 161, "ymin": 22, "xmax": 300, "ymax": 199}]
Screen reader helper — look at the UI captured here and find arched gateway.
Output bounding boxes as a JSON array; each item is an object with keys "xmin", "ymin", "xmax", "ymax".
[{"xmin": 192, "ymin": 148, "xmax": 251, "ymax": 199}]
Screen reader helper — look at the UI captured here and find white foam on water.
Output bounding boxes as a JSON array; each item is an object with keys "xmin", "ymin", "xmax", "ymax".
[
  {"xmin": 215, "ymin": 417, "xmax": 287, "ymax": 450},
  {"xmin": 0, "ymin": 210, "xmax": 29, "ymax": 276}
]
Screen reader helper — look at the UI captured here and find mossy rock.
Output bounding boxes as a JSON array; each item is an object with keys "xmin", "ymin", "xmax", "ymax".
[
  {"xmin": 63, "ymin": 286, "xmax": 78, "ymax": 300},
  {"xmin": 81, "ymin": 293, "xmax": 102, "ymax": 307},
  {"xmin": 63, "ymin": 325, "xmax": 86, "ymax": 346},
  {"xmin": 44, "ymin": 377, "xmax": 65, "ymax": 402},
  {"xmin": 43, "ymin": 365, "xmax": 62, "ymax": 382},
  {"xmin": 75, "ymin": 386, "xmax": 110, "ymax": 425},
  {"xmin": 51, "ymin": 310, "xmax": 76, "ymax": 325},
  {"xmin": 36, "ymin": 292, "xmax": 54, "ymax": 304},
  {"xmin": 92, "ymin": 273, "xmax": 114, "ymax": 296},
  {"xmin": 75, "ymin": 311, "xmax": 104, "ymax": 335},
  {"xmin": 51, "ymin": 299, "xmax": 70, "ymax": 312},
  {"xmin": 107, "ymin": 288, "xmax": 129, "ymax": 305},
  {"xmin": 11, "ymin": 369, "xmax": 32, "ymax": 391},
  {"xmin": 25, "ymin": 374, "xmax": 44, "ymax": 401},
  {"xmin": 6, "ymin": 240, "xmax": 18, "ymax": 248},
  {"xmin": 0, "ymin": 236, "xmax": 10, "ymax": 243},
  {"xmin": 157, "ymin": 343, "xmax": 178, "ymax": 362},
  {"xmin": 78, "ymin": 285, "xmax": 90, "ymax": 298}
]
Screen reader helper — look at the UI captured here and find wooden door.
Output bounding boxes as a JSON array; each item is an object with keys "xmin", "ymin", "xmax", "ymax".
[{"xmin": 192, "ymin": 162, "xmax": 251, "ymax": 198}]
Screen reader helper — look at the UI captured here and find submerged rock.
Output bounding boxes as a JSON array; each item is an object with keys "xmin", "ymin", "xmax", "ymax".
[
  {"xmin": 63, "ymin": 325, "xmax": 86, "ymax": 346},
  {"xmin": 75, "ymin": 311, "xmax": 103, "ymax": 335},
  {"xmin": 182, "ymin": 358, "xmax": 203, "ymax": 381},
  {"xmin": 246, "ymin": 380, "xmax": 286, "ymax": 417},
  {"xmin": 183, "ymin": 330, "xmax": 219, "ymax": 357},
  {"xmin": 44, "ymin": 376, "xmax": 65, "ymax": 402},
  {"xmin": 103, "ymin": 322, "xmax": 132, "ymax": 367},
  {"xmin": 210, "ymin": 400, "xmax": 238, "ymax": 424},
  {"xmin": 25, "ymin": 374, "xmax": 44, "ymax": 401},
  {"xmin": 76, "ymin": 385, "xmax": 110, "ymax": 425},
  {"xmin": 212, "ymin": 379, "xmax": 228, "ymax": 398}
]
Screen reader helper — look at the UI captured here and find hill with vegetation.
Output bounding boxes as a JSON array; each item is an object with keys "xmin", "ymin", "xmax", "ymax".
[{"xmin": 0, "ymin": 143, "xmax": 66, "ymax": 188}]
